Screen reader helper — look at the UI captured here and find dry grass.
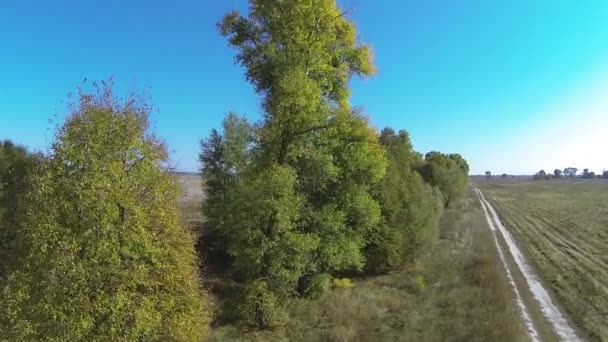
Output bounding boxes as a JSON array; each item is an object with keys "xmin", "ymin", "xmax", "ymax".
[
  {"xmin": 201, "ymin": 188, "xmax": 526, "ymax": 342},
  {"xmin": 477, "ymin": 179, "xmax": 608, "ymax": 341}
]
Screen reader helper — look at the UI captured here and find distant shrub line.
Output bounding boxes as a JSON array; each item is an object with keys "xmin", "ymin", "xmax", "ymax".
[
  {"xmin": 532, "ymin": 168, "xmax": 607, "ymax": 180},
  {"xmin": 486, "ymin": 168, "xmax": 608, "ymax": 180}
]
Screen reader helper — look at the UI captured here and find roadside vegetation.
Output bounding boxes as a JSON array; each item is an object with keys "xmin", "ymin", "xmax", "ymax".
[
  {"xmin": 200, "ymin": 187, "xmax": 525, "ymax": 341},
  {"xmin": 0, "ymin": 1, "xmax": 472, "ymax": 340},
  {"xmin": 477, "ymin": 179, "xmax": 608, "ymax": 341},
  {"xmin": 198, "ymin": 0, "xmax": 468, "ymax": 332}
]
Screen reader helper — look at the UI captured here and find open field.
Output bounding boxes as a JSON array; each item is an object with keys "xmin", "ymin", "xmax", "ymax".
[
  {"xmin": 176, "ymin": 182, "xmax": 527, "ymax": 341},
  {"xmin": 477, "ymin": 179, "xmax": 608, "ymax": 341},
  {"xmin": 176, "ymin": 173, "xmax": 205, "ymax": 224}
]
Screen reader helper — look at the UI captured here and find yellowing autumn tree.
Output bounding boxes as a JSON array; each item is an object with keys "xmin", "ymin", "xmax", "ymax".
[{"xmin": 0, "ymin": 84, "xmax": 211, "ymax": 340}]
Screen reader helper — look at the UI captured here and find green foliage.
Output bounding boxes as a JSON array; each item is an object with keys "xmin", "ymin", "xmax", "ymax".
[
  {"xmin": 205, "ymin": 1, "xmax": 385, "ymax": 327},
  {"xmin": 365, "ymin": 128, "xmax": 442, "ymax": 274},
  {"xmin": 581, "ymin": 168, "xmax": 596, "ymax": 179},
  {"xmin": 415, "ymin": 275, "xmax": 427, "ymax": 291},
  {"xmin": 237, "ymin": 280, "xmax": 288, "ymax": 329},
  {"xmin": 203, "ymin": 0, "xmax": 469, "ymax": 329},
  {"xmin": 306, "ymin": 273, "xmax": 333, "ymax": 298},
  {"xmin": 416, "ymin": 152, "xmax": 469, "ymax": 207},
  {"xmin": 0, "ymin": 85, "xmax": 211, "ymax": 340},
  {"xmin": 0, "ymin": 140, "xmax": 38, "ymax": 278},
  {"xmin": 227, "ymin": 164, "xmax": 317, "ymax": 290},
  {"xmin": 564, "ymin": 167, "xmax": 578, "ymax": 178},
  {"xmin": 199, "ymin": 112, "xmax": 253, "ymax": 269},
  {"xmin": 554, "ymin": 169, "xmax": 563, "ymax": 178},
  {"xmin": 534, "ymin": 169, "xmax": 549, "ymax": 180}
]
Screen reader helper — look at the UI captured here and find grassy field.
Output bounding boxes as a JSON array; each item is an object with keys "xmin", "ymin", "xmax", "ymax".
[
  {"xmin": 176, "ymin": 173, "xmax": 205, "ymax": 224},
  {"xmin": 477, "ymin": 179, "xmax": 608, "ymax": 341},
  {"xmin": 176, "ymin": 177, "xmax": 526, "ymax": 342}
]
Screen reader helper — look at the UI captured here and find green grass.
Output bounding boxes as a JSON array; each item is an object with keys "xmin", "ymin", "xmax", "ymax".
[
  {"xmin": 477, "ymin": 179, "xmax": 608, "ymax": 341},
  {"xmin": 177, "ymin": 182, "xmax": 526, "ymax": 342}
]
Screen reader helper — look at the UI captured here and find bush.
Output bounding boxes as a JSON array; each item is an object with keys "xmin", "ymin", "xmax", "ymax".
[
  {"xmin": 306, "ymin": 273, "xmax": 333, "ymax": 298},
  {"xmin": 333, "ymin": 278, "xmax": 355, "ymax": 289},
  {"xmin": 238, "ymin": 280, "xmax": 288, "ymax": 329}
]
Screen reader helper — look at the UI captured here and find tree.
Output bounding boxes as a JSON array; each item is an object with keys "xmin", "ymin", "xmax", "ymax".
[
  {"xmin": 564, "ymin": 167, "xmax": 578, "ymax": 178},
  {"xmin": 554, "ymin": 169, "xmax": 563, "ymax": 178},
  {"xmin": 603, "ymin": 170, "xmax": 608, "ymax": 179},
  {"xmin": 416, "ymin": 152, "xmax": 469, "ymax": 207},
  {"xmin": 0, "ymin": 141, "xmax": 39, "ymax": 278},
  {"xmin": 365, "ymin": 128, "xmax": 441, "ymax": 274},
  {"xmin": 214, "ymin": 0, "xmax": 386, "ymax": 326},
  {"xmin": 485, "ymin": 171, "xmax": 492, "ymax": 179},
  {"xmin": 502, "ymin": 173, "xmax": 508, "ymax": 178},
  {"xmin": 534, "ymin": 169, "xmax": 547, "ymax": 180},
  {"xmin": 0, "ymin": 85, "xmax": 211, "ymax": 340},
  {"xmin": 581, "ymin": 168, "xmax": 595, "ymax": 179},
  {"xmin": 199, "ymin": 112, "xmax": 253, "ymax": 269}
]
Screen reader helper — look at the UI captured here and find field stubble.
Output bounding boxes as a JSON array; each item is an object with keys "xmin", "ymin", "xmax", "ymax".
[{"xmin": 478, "ymin": 179, "xmax": 608, "ymax": 341}]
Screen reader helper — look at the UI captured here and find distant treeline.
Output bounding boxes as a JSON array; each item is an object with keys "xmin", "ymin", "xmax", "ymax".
[
  {"xmin": 532, "ymin": 168, "xmax": 607, "ymax": 180},
  {"xmin": 0, "ymin": 0, "xmax": 469, "ymax": 339},
  {"xmin": 484, "ymin": 168, "xmax": 608, "ymax": 180}
]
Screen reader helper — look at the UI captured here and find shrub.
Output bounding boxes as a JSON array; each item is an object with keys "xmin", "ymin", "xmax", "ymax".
[
  {"xmin": 237, "ymin": 280, "xmax": 288, "ymax": 329},
  {"xmin": 306, "ymin": 273, "xmax": 333, "ymax": 299},
  {"xmin": 333, "ymin": 278, "xmax": 355, "ymax": 289},
  {"xmin": 415, "ymin": 275, "xmax": 427, "ymax": 291}
]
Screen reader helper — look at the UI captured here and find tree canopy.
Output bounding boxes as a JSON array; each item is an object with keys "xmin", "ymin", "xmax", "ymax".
[
  {"xmin": 415, "ymin": 152, "xmax": 469, "ymax": 207},
  {"xmin": 0, "ymin": 85, "xmax": 211, "ymax": 340},
  {"xmin": 0, "ymin": 140, "xmax": 39, "ymax": 279},
  {"xmin": 365, "ymin": 128, "xmax": 442, "ymax": 274},
  {"xmin": 196, "ymin": 0, "xmax": 470, "ymax": 328}
]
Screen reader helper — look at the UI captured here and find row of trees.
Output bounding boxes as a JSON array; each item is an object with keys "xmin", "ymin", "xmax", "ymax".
[
  {"xmin": 533, "ymin": 168, "xmax": 607, "ymax": 180},
  {"xmin": 0, "ymin": 88, "xmax": 212, "ymax": 340},
  {"xmin": 485, "ymin": 168, "xmax": 608, "ymax": 180},
  {"xmin": 0, "ymin": 0, "xmax": 470, "ymax": 337},
  {"xmin": 199, "ymin": 0, "xmax": 469, "ymax": 328}
]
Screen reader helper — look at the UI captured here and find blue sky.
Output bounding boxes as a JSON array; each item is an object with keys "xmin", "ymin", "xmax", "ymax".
[{"xmin": 1, "ymin": 0, "xmax": 607, "ymax": 174}]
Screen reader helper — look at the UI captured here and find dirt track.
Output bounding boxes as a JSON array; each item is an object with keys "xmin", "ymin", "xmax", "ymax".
[{"xmin": 475, "ymin": 188, "xmax": 581, "ymax": 342}]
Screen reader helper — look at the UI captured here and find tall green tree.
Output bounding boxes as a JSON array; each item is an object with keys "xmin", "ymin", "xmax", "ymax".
[
  {"xmin": 209, "ymin": 0, "xmax": 386, "ymax": 325},
  {"xmin": 0, "ymin": 85, "xmax": 211, "ymax": 340},
  {"xmin": 199, "ymin": 112, "xmax": 252, "ymax": 268},
  {"xmin": 553, "ymin": 169, "xmax": 563, "ymax": 178},
  {"xmin": 416, "ymin": 152, "xmax": 468, "ymax": 207},
  {"xmin": 0, "ymin": 140, "xmax": 38, "ymax": 278},
  {"xmin": 564, "ymin": 167, "xmax": 578, "ymax": 178},
  {"xmin": 365, "ymin": 128, "xmax": 442, "ymax": 273}
]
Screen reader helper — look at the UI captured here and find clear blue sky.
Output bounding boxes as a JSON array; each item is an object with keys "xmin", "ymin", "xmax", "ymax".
[{"xmin": 2, "ymin": 0, "xmax": 607, "ymax": 174}]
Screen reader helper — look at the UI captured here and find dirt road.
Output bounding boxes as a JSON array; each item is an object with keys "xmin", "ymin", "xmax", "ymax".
[{"xmin": 475, "ymin": 188, "xmax": 581, "ymax": 342}]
